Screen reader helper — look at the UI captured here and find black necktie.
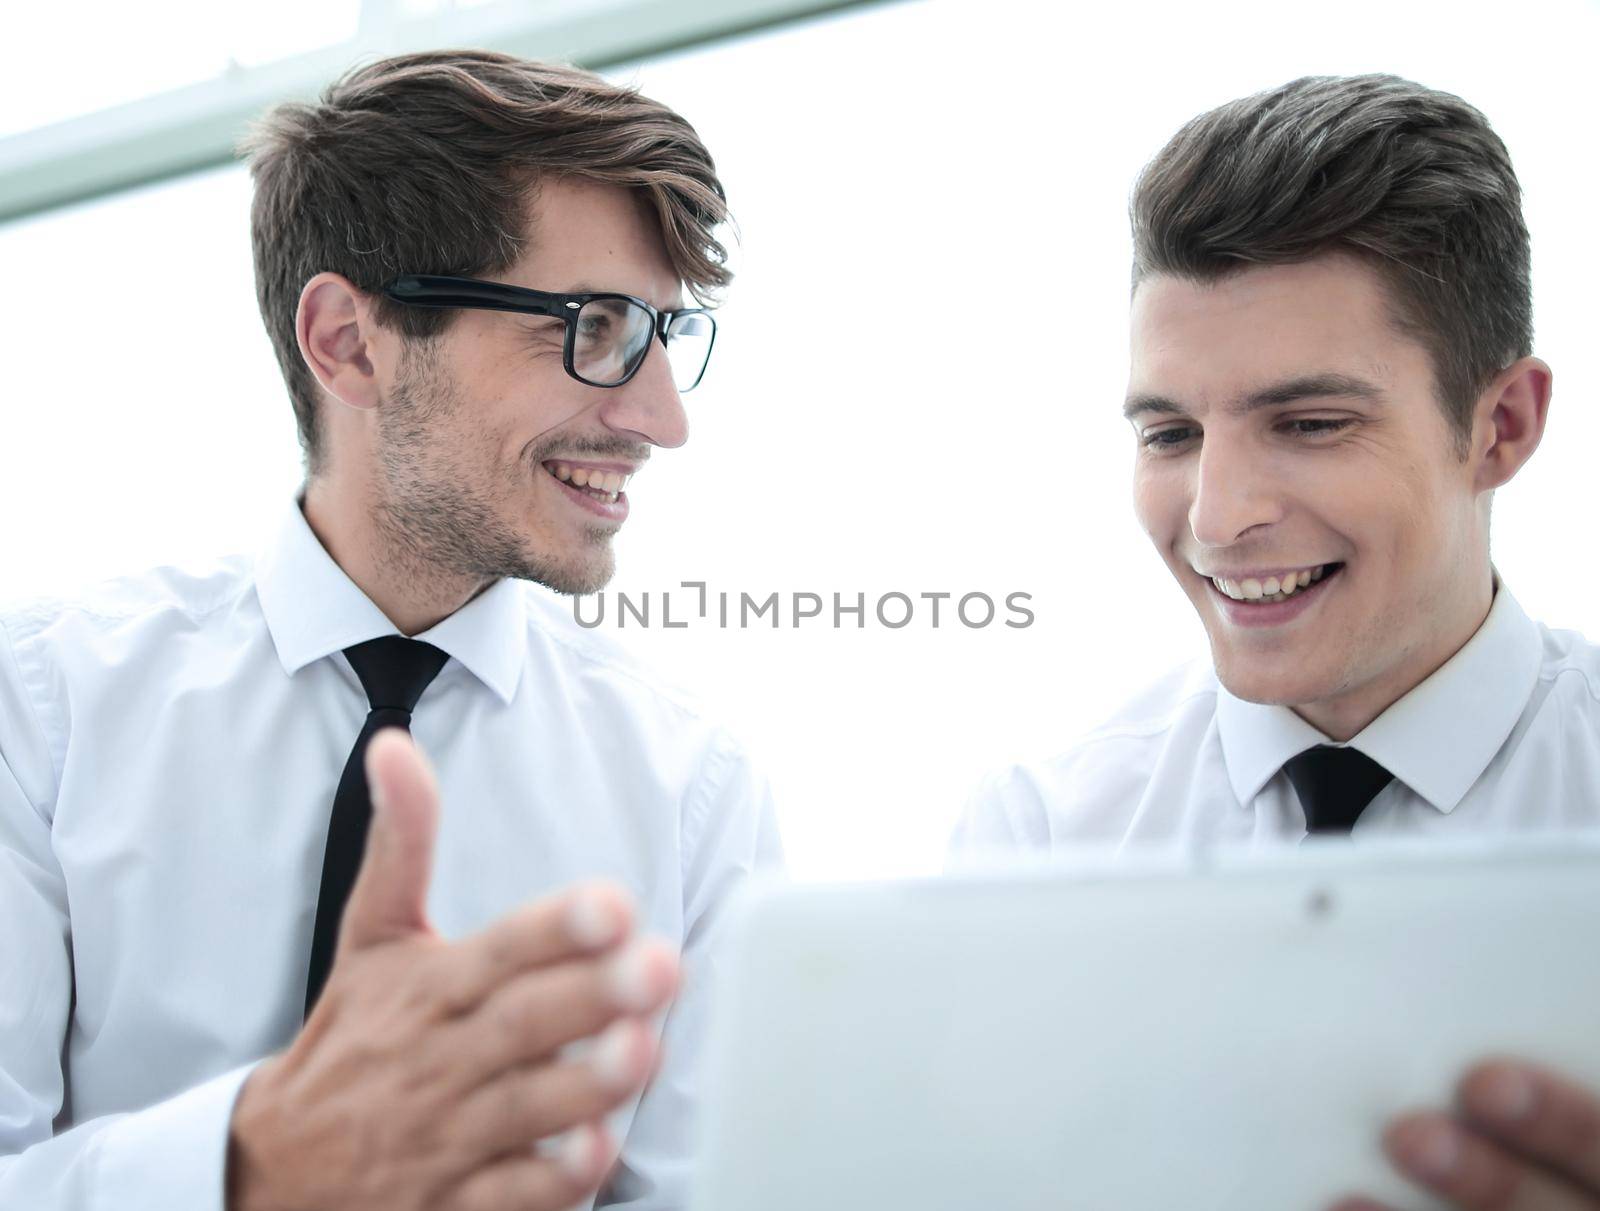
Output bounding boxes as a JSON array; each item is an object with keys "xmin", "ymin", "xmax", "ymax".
[
  {"xmin": 304, "ymin": 636, "xmax": 450, "ymax": 1017},
  {"xmin": 1283, "ymin": 744, "xmax": 1395, "ymax": 835}
]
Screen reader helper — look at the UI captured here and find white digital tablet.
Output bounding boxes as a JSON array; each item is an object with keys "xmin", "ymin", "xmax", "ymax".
[{"xmin": 691, "ymin": 836, "xmax": 1600, "ymax": 1211}]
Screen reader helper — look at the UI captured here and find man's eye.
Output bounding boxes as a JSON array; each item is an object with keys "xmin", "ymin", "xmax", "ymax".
[
  {"xmin": 1140, "ymin": 427, "xmax": 1196, "ymax": 449},
  {"xmin": 1284, "ymin": 418, "xmax": 1354, "ymax": 437}
]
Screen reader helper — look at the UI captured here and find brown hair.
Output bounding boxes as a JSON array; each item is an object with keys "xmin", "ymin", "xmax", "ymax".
[
  {"xmin": 240, "ymin": 50, "xmax": 731, "ymax": 473},
  {"xmin": 1130, "ymin": 74, "xmax": 1531, "ymax": 455}
]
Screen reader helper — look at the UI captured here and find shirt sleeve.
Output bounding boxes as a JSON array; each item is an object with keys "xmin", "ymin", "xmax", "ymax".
[
  {"xmin": 596, "ymin": 727, "xmax": 786, "ymax": 1210},
  {"xmin": 0, "ymin": 618, "xmax": 257, "ymax": 1211}
]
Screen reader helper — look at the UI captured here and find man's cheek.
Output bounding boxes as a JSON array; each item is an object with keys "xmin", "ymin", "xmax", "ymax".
[
  {"xmin": 1129, "ymin": 473, "xmax": 1168, "ymax": 544},
  {"xmin": 1146, "ymin": 502, "xmax": 1191, "ymax": 573}
]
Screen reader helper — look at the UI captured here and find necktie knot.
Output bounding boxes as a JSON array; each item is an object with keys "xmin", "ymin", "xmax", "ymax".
[
  {"xmin": 1283, "ymin": 744, "xmax": 1395, "ymax": 834},
  {"xmin": 343, "ymin": 636, "xmax": 450, "ymax": 714}
]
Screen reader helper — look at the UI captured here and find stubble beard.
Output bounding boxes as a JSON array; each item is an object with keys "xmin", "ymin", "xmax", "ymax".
[{"xmin": 371, "ymin": 341, "xmax": 618, "ymax": 599}]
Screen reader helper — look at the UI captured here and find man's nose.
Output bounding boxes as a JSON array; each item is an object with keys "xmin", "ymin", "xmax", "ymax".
[
  {"xmin": 598, "ymin": 340, "xmax": 689, "ymax": 449},
  {"xmin": 1187, "ymin": 435, "xmax": 1284, "ymax": 547}
]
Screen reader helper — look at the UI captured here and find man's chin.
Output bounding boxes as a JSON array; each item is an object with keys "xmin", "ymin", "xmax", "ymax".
[
  {"xmin": 1211, "ymin": 647, "xmax": 1340, "ymax": 709},
  {"xmin": 539, "ymin": 558, "xmax": 615, "ymax": 597},
  {"xmin": 505, "ymin": 537, "xmax": 616, "ymax": 597}
]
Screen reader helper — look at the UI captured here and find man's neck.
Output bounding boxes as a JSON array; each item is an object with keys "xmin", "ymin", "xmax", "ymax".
[
  {"xmin": 301, "ymin": 477, "xmax": 489, "ymax": 637},
  {"xmin": 1291, "ymin": 573, "xmax": 1497, "ymax": 742}
]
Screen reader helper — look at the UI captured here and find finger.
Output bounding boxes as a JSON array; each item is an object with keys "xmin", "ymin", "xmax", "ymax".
[
  {"xmin": 1457, "ymin": 1059, "xmax": 1600, "ymax": 1193},
  {"xmin": 433, "ymin": 938, "xmax": 679, "ymax": 1091},
  {"xmin": 1325, "ymin": 1199, "xmax": 1396, "ymax": 1211},
  {"xmin": 1384, "ymin": 1112, "xmax": 1598, "ymax": 1211},
  {"xmin": 443, "ymin": 1019, "xmax": 657, "ymax": 1160},
  {"xmin": 440, "ymin": 1122, "xmax": 615, "ymax": 1211},
  {"xmin": 337, "ymin": 728, "xmax": 442, "ymax": 952},
  {"xmin": 439, "ymin": 880, "xmax": 638, "ymax": 1011}
]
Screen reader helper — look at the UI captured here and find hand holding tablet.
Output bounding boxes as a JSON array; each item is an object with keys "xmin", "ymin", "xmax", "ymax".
[{"xmin": 1335, "ymin": 1057, "xmax": 1600, "ymax": 1211}]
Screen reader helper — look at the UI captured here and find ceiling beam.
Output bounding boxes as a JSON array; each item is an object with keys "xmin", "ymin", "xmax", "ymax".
[{"xmin": 0, "ymin": 0, "xmax": 891, "ymax": 225}]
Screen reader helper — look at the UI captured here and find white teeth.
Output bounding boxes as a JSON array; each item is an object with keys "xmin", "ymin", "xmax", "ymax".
[
  {"xmin": 1210, "ymin": 564, "xmax": 1332, "ymax": 602},
  {"xmin": 546, "ymin": 462, "xmax": 631, "ymax": 500}
]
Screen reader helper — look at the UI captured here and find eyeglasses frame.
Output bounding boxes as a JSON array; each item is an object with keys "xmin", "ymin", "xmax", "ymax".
[{"xmin": 380, "ymin": 273, "xmax": 717, "ymax": 392}]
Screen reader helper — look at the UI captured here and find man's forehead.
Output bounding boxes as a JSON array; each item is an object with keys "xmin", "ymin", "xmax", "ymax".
[
  {"xmin": 505, "ymin": 177, "xmax": 685, "ymax": 309},
  {"xmin": 1127, "ymin": 259, "xmax": 1426, "ymax": 407},
  {"xmin": 1131, "ymin": 258, "xmax": 1395, "ymax": 341},
  {"xmin": 497, "ymin": 262, "xmax": 686, "ymax": 312}
]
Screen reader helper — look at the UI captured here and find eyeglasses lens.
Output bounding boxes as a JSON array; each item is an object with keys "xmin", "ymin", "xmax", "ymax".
[
  {"xmin": 664, "ymin": 312, "xmax": 715, "ymax": 392},
  {"xmin": 572, "ymin": 298, "xmax": 654, "ymax": 386},
  {"xmin": 572, "ymin": 299, "xmax": 715, "ymax": 391}
]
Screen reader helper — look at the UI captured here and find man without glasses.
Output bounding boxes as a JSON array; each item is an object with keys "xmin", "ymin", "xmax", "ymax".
[
  {"xmin": 953, "ymin": 75, "xmax": 1600, "ymax": 1210},
  {"xmin": 0, "ymin": 51, "xmax": 780, "ymax": 1211}
]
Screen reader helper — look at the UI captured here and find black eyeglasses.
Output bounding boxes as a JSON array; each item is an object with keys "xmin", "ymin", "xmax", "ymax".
[{"xmin": 381, "ymin": 274, "xmax": 717, "ymax": 392}]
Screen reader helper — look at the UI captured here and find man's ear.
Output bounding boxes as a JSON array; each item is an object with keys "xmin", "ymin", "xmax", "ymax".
[
  {"xmin": 1471, "ymin": 355, "xmax": 1552, "ymax": 493},
  {"xmin": 296, "ymin": 273, "xmax": 389, "ymax": 412}
]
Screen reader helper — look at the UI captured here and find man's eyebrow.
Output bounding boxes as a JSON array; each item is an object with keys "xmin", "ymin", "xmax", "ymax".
[
  {"xmin": 1122, "ymin": 373, "xmax": 1386, "ymax": 421},
  {"xmin": 1122, "ymin": 394, "xmax": 1184, "ymax": 421},
  {"xmin": 1239, "ymin": 372, "xmax": 1386, "ymax": 411},
  {"xmin": 566, "ymin": 281, "xmax": 685, "ymax": 311}
]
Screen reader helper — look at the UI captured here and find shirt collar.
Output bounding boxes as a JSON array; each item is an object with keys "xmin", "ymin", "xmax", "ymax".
[
  {"xmin": 254, "ymin": 497, "xmax": 527, "ymax": 705},
  {"xmin": 1216, "ymin": 577, "xmax": 1543, "ymax": 813}
]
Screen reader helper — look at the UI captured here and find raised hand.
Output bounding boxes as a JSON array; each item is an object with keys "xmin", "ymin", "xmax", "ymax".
[{"xmin": 226, "ymin": 728, "xmax": 680, "ymax": 1211}]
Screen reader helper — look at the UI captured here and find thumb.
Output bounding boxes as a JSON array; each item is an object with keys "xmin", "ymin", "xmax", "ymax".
[{"xmin": 337, "ymin": 727, "xmax": 440, "ymax": 953}]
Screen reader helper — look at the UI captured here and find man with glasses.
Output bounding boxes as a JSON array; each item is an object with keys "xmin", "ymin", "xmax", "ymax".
[{"xmin": 0, "ymin": 51, "xmax": 779, "ymax": 1211}]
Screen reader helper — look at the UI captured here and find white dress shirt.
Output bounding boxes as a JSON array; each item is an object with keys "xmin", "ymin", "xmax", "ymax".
[
  {"xmin": 0, "ymin": 498, "xmax": 783, "ymax": 1211},
  {"xmin": 951, "ymin": 582, "xmax": 1600, "ymax": 857}
]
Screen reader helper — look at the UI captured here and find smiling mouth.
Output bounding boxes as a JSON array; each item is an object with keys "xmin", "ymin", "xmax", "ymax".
[
  {"xmin": 543, "ymin": 460, "xmax": 631, "ymax": 504},
  {"xmin": 1209, "ymin": 563, "xmax": 1345, "ymax": 603}
]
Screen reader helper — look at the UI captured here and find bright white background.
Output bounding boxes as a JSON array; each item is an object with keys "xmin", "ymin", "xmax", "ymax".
[{"xmin": 2, "ymin": 0, "xmax": 1596, "ymax": 878}]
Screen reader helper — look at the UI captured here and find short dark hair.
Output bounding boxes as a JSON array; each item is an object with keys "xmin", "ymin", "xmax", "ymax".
[
  {"xmin": 240, "ymin": 50, "xmax": 732, "ymax": 474},
  {"xmin": 1130, "ymin": 73, "xmax": 1531, "ymax": 455}
]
